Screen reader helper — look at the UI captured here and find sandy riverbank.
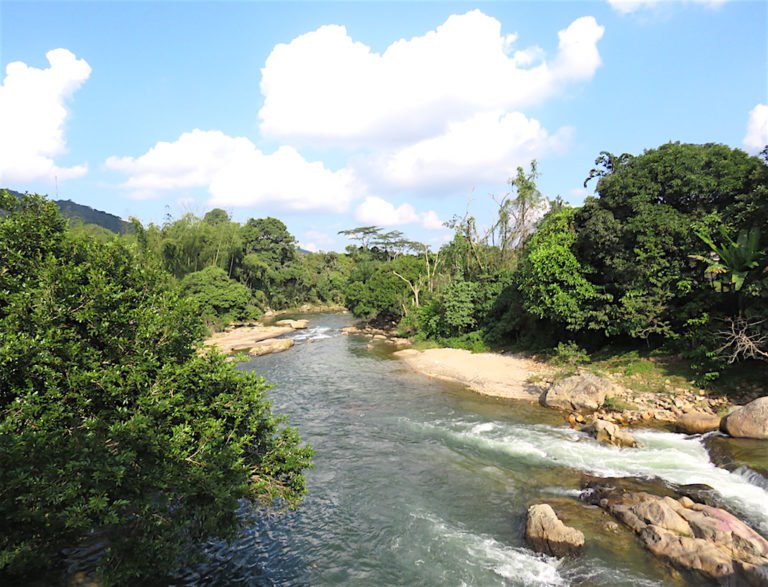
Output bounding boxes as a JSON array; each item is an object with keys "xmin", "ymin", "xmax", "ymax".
[
  {"xmin": 394, "ymin": 348, "xmax": 550, "ymax": 401},
  {"xmin": 393, "ymin": 346, "xmax": 736, "ymax": 433}
]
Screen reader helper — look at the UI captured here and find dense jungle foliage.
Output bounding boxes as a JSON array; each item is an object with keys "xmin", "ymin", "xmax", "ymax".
[
  {"xmin": 1, "ymin": 141, "xmax": 766, "ymax": 582},
  {"xmin": 342, "ymin": 143, "xmax": 768, "ymax": 379},
  {"xmin": 0, "ymin": 193, "xmax": 313, "ymax": 583}
]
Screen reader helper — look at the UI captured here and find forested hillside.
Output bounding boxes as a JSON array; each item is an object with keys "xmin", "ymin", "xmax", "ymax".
[{"xmin": 1, "ymin": 188, "xmax": 131, "ymax": 233}]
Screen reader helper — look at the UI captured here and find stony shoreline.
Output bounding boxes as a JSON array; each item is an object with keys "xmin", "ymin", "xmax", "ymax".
[
  {"xmin": 392, "ymin": 347, "xmax": 738, "ymax": 429},
  {"xmin": 388, "ymin": 342, "xmax": 768, "ymax": 584},
  {"xmin": 203, "ymin": 319, "xmax": 309, "ymax": 356}
]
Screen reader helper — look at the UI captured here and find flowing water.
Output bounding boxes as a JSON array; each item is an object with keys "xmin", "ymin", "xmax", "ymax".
[{"xmin": 179, "ymin": 313, "xmax": 768, "ymax": 586}]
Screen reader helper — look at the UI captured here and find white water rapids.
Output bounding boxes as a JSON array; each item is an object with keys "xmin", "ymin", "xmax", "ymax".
[{"xmin": 405, "ymin": 417, "xmax": 768, "ymax": 536}]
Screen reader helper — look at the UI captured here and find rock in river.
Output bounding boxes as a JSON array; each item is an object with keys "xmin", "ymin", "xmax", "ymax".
[
  {"xmin": 525, "ymin": 503, "xmax": 585, "ymax": 557},
  {"xmin": 543, "ymin": 372, "xmax": 614, "ymax": 412},
  {"xmin": 721, "ymin": 396, "xmax": 768, "ymax": 440},
  {"xmin": 275, "ymin": 319, "xmax": 309, "ymax": 329},
  {"xmin": 585, "ymin": 420, "xmax": 637, "ymax": 448},
  {"xmin": 249, "ymin": 338, "xmax": 294, "ymax": 356},
  {"xmin": 676, "ymin": 412, "xmax": 722, "ymax": 435},
  {"xmin": 584, "ymin": 486, "xmax": 768, "ymax": 584}
]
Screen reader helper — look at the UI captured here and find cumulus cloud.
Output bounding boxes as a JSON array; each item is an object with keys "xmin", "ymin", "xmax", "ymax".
[
  {"xmin": 259, "ymin": 11, "xmax": 604, "ymax": 147},
  {"xmin": 743, "ymin": 104, "xmax": 768, "ymax": 153},
  {"xmin": 106, "ymin": 129, "xmax": 254, "ymax": 197},
  {"xmin": 108, "ymin": 13, "xmax": 606, "ymax": 213},
  {"xmin": 355, "ymin": 196, "xmax": 444, "ymax": 230},
  {"xmin": 0, "ymin": 48, "xmax": 91, "ymax": 183},
  {"xmin": 106, "ymin": 129, "xmax": 358, "ymax": 212},
  {"xmin": 607, "ymin": 0, "xmax": 727, "ymax": 13},
  {"xmin": 359, "ymin": 110, "xmax": 572, "ymax": 193}
]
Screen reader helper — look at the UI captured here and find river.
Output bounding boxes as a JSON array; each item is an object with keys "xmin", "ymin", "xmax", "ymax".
[{"xmin": 179, "ymin": 313, "xmax": 768, "ymax": 586}]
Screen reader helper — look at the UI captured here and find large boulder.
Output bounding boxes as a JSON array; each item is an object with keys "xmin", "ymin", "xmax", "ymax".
[
  {"xmin": 249, "ymin": 338, "xmax": 294, "ymax": 356},
  {"xmin": 544, "ymin": 372, "xmax": 613, "ymax": 412},
  {"xmin": 584, "ymin": 487, "xmax": 768, "ymax": 583},
  {"xmin": 525, "ymin": 504, "xmax": 585, "ymax": 557},
  {"xmin": 585, "ymin": 420, "xmax": 637, "ymax": 448},
  {"xmin": 721, "ymin": 397, "xmax": 768, "ymax": 440},
  {"xmin": 676, "ymin": 412, "xmax": 721, "ymax": 435}
]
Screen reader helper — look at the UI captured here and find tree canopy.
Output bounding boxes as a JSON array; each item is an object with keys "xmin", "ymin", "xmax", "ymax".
[{"xmin": 0, "ymin": 194, "xmax": 312, "ymax": 583}]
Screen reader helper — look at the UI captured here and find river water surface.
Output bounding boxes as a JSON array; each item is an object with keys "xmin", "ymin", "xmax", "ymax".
[{"xmin": 180, "ymin": 313, "xmax": 768, "ymax": 586}]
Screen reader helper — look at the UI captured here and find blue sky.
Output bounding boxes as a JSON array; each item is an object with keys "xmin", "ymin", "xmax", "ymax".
[{"xmin": 1, "ymin": 0, "xmax": 766, "ymax": 252}]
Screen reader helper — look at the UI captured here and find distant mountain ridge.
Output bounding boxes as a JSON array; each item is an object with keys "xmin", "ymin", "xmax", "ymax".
[{"xmin": 2, "ymin": 188, "xmax": 130, "ymax": 234}]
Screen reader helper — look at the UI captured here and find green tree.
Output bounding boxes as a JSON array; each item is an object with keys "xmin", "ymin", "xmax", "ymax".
[
  {"xmin": 515, "ymin": 207, "xmax": 607, "ymax": 332},
  {"xmin": 0, "ymin": 195, "xmax": 312, "ymax": 583},
  {"xmin": 241, "ymin": 217, "xmax": 296, "ymax": 265},
  {"xmin": 181, "ymin": 266, "xmax": 259, "ymax": 328},
  {"xmin": 574, "ymin": 142, "xmax": 768, "ymax": 341}
]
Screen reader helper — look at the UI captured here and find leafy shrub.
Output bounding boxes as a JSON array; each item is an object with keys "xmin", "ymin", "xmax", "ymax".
[
  {"xmin": 418, "ymin": 280, "xmax": 480, "ymax": 339},
  {"xmin": 551, "ymin": 341, "xmax": 590, "ymax": 366},
  {"xmin": 442, "ymin": 331, "xmax": 490, "ymax": 353},
  {"xmin": 181, "ymin": 266, "xmax": 259, "ymax": 328}
]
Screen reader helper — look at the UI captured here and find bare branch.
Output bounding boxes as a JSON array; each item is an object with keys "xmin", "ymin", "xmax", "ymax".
[{"xmin": 715, "ymin": 317, "xmax": 768, "ymax": 364}]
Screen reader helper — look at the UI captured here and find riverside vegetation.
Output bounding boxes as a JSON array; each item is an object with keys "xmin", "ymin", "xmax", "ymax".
[{"xmin": 1, "ymin": 141, "xmax": 767, "ymax": 583}]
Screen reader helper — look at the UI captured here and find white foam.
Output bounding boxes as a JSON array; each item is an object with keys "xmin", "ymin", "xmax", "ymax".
[
  {"xmin": 471, "ymin": 422, "xmax": 496, "ymax": 434},
  {"xmin": 407, "ymin": 417, "xmax": 768, "ymax": 535},
  {"xmin": 291, "ymin": 327, "xmax": 334, "ymax": 342},
  {"xmin": 410, "ymin": 511, "xmax": 565, "ymax": 586}
]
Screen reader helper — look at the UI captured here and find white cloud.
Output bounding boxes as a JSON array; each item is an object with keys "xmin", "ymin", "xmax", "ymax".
[
  {"xmin": 354, "ymin": 196, "xmax": 444, "ymax": 230},
  {"xmin": 208, "ymin": 145, "xmax": 357, "ymax": 213},
  {"xmin": 304, "ymin": 230, "xmax": 334, "ymax": 246},
  {"xmin": 743, "ymin": 104, "xmax": 768, "ymax": 153},
  {"xmin": 259, "ymin": 11, "xmax": 603, "ymax": 147},
  {"xmin": 299, "ymin": 242, "xmax": 319, "ymax": 253},
  {"xmin": 421, "ymin": 210, "xmax": 445, "ymax": 230},
  {"xmin": 106, "ymin": 129, "xmax": 254, "ymax": 197},
  {"xmin": 360, "ymin": 110, "xmax": 572, "ymax": 193},
  {"xmin": 0, "ymin": 49, "xmax": 91, "ymax": 183},
  {"xmin": 607, "ymin": 0, "xmax": 727, "ymax": 14},
  {"xmin": 106, "ymin": 129, "xmax": 358, "ymax": 212}
]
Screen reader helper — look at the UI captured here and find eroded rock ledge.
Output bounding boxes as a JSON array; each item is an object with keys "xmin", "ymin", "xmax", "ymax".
[{"xmin": 583, "ymin": 484, "xmax": 768, "ymax": 585}]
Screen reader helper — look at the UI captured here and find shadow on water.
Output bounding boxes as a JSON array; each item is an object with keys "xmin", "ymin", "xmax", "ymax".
[{"xmin": 175, "ymin": 313, "xmax": 765, "ymax": 586}]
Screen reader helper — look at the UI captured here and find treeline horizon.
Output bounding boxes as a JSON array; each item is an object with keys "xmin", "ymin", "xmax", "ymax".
[{"xmin": 6, "ymin": 140, "xmax": 768, "ymax": 378}]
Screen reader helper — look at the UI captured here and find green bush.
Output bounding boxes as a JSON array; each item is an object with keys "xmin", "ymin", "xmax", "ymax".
[
  {"xmin": 181, "ymin": 266, "xmax": 259, "ymax": 328},
  {"xmin": 442, "ymin": 331, "xmax": 490, "ymax": 353},
  {"xmin": 551, "ymin": 341, "xmax": 591, "ymax": 366},
  {"xmin": 0, "ymin": 196, "xmax": 312, "ymax": 582}
]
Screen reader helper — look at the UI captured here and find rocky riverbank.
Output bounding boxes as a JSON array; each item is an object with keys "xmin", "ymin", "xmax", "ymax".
[
  {"xmin": 204, "ymin": 319, "xmax": 308, "ymax": 356},
  {"xmin": 390, "ymin": 347, "xmax": 762, "ymax": 437},
  {"xmin": 387, "ymin": 343, "xmax": 768, "ymax": 584}
]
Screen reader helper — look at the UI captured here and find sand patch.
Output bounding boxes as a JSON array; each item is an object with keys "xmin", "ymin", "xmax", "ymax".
[{"xmin": 394, "ymin": 348, "xmax": 550, "ymax": 401}]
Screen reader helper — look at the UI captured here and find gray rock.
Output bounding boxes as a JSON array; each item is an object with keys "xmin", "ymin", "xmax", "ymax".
[
  {"xmin": 585, "ymin": 487, "xmax": 768, "ymax": 584},
  {"xmin": 544, "ymin": 372, "xmax": 613, "ymax": 412}
]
